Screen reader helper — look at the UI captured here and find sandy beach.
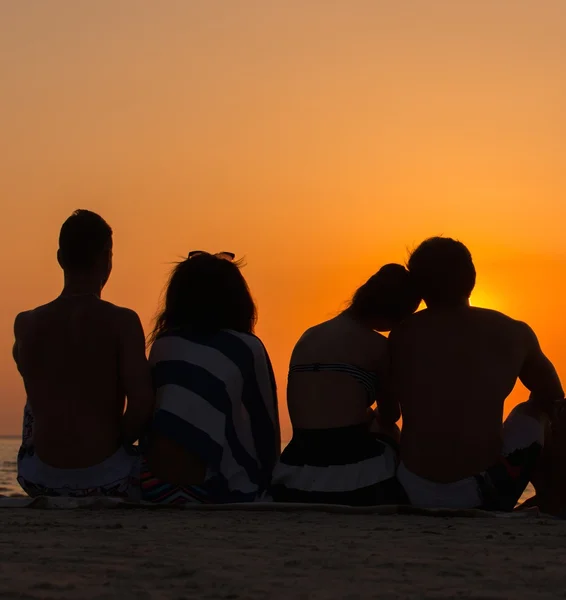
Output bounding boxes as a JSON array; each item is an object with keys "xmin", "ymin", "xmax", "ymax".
[{"xmin": 0, "ymin": 508, "xmax": 564, "ymax": 599}]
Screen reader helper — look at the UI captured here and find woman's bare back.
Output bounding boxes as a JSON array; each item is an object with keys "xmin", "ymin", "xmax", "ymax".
[{"xmin": 287, "ymin": 314, "xmax": 389, "ymax": 429}]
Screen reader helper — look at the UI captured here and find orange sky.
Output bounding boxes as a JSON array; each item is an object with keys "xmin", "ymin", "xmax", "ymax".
[{"xmin": 1, "ymin": 1, "xmax": 566, "ymax": 439}]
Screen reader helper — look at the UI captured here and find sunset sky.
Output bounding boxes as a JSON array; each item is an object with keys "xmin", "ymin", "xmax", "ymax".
[{"xmin": 1, "ymin": 1, "xmax": 565, "ymax": 439}]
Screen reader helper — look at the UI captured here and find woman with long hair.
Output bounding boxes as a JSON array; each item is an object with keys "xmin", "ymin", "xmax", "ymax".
[
  {"xmin": 271, "ymin": 264, "xmax": 420, "ymax": 505},
  {"xmin": 141, "ymin": 251, "xmax": 280, "ymax": 504}
]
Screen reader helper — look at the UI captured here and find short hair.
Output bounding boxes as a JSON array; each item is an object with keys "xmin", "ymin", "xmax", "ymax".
[
  {"xmin": 348, "ymin": 263, "xmax": 421, "ymax": 324},
  {"xmin": 407, "ymin": 237, "xmax": 476, "ymax": 307},
  {"xmin": 149, "ymin": 253, "xmax": 257, "ymax": 342},
  {"xmin": 58, "ymin": 210, "xmax": 113, "ymax": 272}
]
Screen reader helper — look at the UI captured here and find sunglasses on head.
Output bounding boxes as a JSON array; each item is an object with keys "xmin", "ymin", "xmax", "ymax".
[{"xmin": 188, "ymin": 251, "xmax": 235, "ymax": 261}]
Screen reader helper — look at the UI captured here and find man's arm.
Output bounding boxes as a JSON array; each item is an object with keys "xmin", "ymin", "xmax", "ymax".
[
  {"xmin": 12, "ymin": 312, "xmax": 25, "ymax": 376},
  {"xmin": 118, "ymin": 309, "xmax": 155, "ymax": 443},
  {"xmin": 518, "ymin": 322, "xmax": 564, "ymax": 416}
]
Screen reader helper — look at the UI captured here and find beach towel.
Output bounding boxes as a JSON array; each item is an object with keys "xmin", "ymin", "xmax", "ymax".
[{"xmin": 142, "ymin": 330, "xmax": 280, "ymax": 504}]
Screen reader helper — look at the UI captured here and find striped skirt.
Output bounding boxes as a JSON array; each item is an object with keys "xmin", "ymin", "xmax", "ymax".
[{"xmin": 270, "ymin": 424, "xmax": 404, "ymax": 506}]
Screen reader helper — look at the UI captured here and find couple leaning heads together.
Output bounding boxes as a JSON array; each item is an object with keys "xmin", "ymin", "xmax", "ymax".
[{"xmin": 12, "ymin": 210, "xmax": 566, "ymax": 513}]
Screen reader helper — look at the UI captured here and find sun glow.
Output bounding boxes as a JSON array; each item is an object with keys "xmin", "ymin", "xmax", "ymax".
[
  {"xmin": 469, "ymin": 287, "xmax": 503, "ymax": 311},
  {"xmin": 1, "ymin": 2, "xmax": 566, "ymax": 436}
]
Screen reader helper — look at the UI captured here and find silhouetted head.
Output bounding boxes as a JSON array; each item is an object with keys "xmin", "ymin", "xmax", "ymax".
[
  {"xmin": 407, "ymin": 237, "xmax": 476, "ymax": 308},
  {"xmin": 347, "ymin": 263, "xmax": 421, "ymax": 331},
  {"xmin": 57, "ymin": 210, "xmax": 113, "ymax": 287},
  {"xmin": 150, "ymin": 252, "xmax": 257, "ymax": 343}
]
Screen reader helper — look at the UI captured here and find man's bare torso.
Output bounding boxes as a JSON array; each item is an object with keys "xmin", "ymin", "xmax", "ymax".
[
  {"xmin": 14, "ymin": 296, "xmax": 131, "ymax": 468},
  {"xmin": 391, "ymin": 306, "xmax": 560, "ymax": 482}
]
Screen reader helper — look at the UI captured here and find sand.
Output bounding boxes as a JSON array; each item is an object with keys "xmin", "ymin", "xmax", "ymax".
[{"xmin": 0, "ymin": 507, "xmax": 564, "ymax": 600}]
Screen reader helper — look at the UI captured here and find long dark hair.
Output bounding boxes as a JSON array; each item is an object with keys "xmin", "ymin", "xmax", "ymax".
[
  {"xmin": 149, "ymin": 253, "xmax": 257, "ymax": 344},
  {"xmin": 347, "ymin": 263, "xmax": 421, "ymax": 324}
]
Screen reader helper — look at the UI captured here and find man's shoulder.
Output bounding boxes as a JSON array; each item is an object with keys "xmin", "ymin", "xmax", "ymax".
[
  {"xmin": 15, "ymin": 299, "xmax": 57, "ymax": 319},
  {"xmin": 470, "ymin": 307, "xmax": 531, "ymax": 334},
  {"xmin": 390, "ymin": 307, "xmax": 528, "ymax": 338},
  {"xmin": 468, "ymin": 306, "xmax": 514, "ymax": 320},
  {"xmin": 388, "ymin": 310, "xmax": 427, "ymax": 339},
  {"xmin": 14, "ymin": 308, "xmax": 33, "ymax": 327},
  {"xmin": 13, "ymin": 309, "xmax": 32, "ymax": 337},
  {"xmin": 97, "ymin": 300, "xmax": 141, "ymax": 321},
  {"xmin": 13, "ymin": 301, "xmax": 57, "ymax": 332},
  {"xmin": 88, "ymin": 302, "xmax": 144, "ymax": 341}
]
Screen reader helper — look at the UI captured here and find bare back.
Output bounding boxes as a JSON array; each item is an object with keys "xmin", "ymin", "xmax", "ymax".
[
  {"xmin": 287, "ymin": 314, "xmax": 390, "ymax": 429},
  {"xmin": 14, "ymin": 296, "xmax": 151, "ymax": 468},
  {"xmin": 391, "ymin": 306, "xmax": 563, "ymax": 482}
]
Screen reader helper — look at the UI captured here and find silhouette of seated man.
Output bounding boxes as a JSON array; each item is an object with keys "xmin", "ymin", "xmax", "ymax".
[
  {"xmin": 390, "ymin": 237, "xmax": 564, "ymax": 511},
  {"xmin": 13, "ymin": 210, "xmax": 154, "ymax": 498}
]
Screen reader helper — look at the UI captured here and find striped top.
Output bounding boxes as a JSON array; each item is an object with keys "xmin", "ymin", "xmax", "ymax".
[
  {"xmin": 289, "ymin": 363, "xmax": 378, "ymax": 405},
  {"xmin": 148, "ymin": 330, "xmax": 280, "ymax": 502}
]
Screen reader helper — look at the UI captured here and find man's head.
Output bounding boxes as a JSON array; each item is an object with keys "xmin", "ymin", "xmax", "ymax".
[
  {"xmin": 407, "ymin": 237, "xmax": 476, "ymax": 308},
  {"xmin": 57, "ymin": 210, "xmax": 113, "ymax": 286}
]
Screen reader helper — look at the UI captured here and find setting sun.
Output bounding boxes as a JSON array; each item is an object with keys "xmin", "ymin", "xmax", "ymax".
[
  {"xmin": 2, "ymin": 1, "xmax": 566, "ymax": 444},
  {"xmin": 469, "ymin": 288, "xmax": 502, "ymax": 310},
  {"xmin": 2, "ymin": 3, "xmax": 566, "ymax": 593}
]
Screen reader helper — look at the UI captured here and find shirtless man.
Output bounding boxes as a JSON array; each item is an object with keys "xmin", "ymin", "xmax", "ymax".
[
  {"xmin": 389, "ymin": 237, "xmax": 564, "ymax": 510},
  {"xmin": 13, "ymin": 210, "xmax": 154, "ymax": 499}
]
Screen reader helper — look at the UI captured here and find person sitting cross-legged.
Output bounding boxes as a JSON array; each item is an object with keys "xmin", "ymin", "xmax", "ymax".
[
  {"xmin": 391, "ymin": 237, "xmax": 564, "ymax": 511},
  {"xmin": 141, "ymin": 251, "xmax": 280, "ymax": 504},
  {"xmin": 14, "ymin": 210, "xmax": 154, "ymax": 499}
]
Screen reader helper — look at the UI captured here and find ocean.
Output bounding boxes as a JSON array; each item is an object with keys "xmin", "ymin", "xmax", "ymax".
[
  {"xmin": 0, "ymin": 438, "xmax": 23, "ymax": 496},
  {"xmin": 0, "ymin": 436, "xmax": 535, "ymax": 503}
]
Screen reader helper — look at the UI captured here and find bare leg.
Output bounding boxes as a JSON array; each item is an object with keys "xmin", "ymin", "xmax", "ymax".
[
  {"xmin": 506, "ymin": 399, "xmax": 548, "ymax": 423},
  {"xmin": 530, "ymin": 404, "xmax": 566, "ymax": 515},
  {"xmin": 491, "ymin": 401, "xmax": 546, "ymax": 511},
  {"xmin": 503, "ymin": 401, "xmax": 547, "ymax": 452}
]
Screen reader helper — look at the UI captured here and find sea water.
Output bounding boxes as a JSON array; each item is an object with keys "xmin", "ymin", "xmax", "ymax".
[
  {"xmin": 0, "ymin": 436, "xmax": 536, "ymax": 503},
  {"xmin": 0, "ymin": 438, "xmax": 23, "ymax": 496}
]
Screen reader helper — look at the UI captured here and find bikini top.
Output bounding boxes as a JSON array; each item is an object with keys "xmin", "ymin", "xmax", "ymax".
[{"xmin": 288, "ymin": 362, "xmax": 379, "ymax": 406}]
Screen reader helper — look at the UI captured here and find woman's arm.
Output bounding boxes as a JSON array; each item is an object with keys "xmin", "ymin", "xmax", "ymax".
[{"xmin": 379, "ymin": 329, "xmax": 404, "ymax": 425}]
